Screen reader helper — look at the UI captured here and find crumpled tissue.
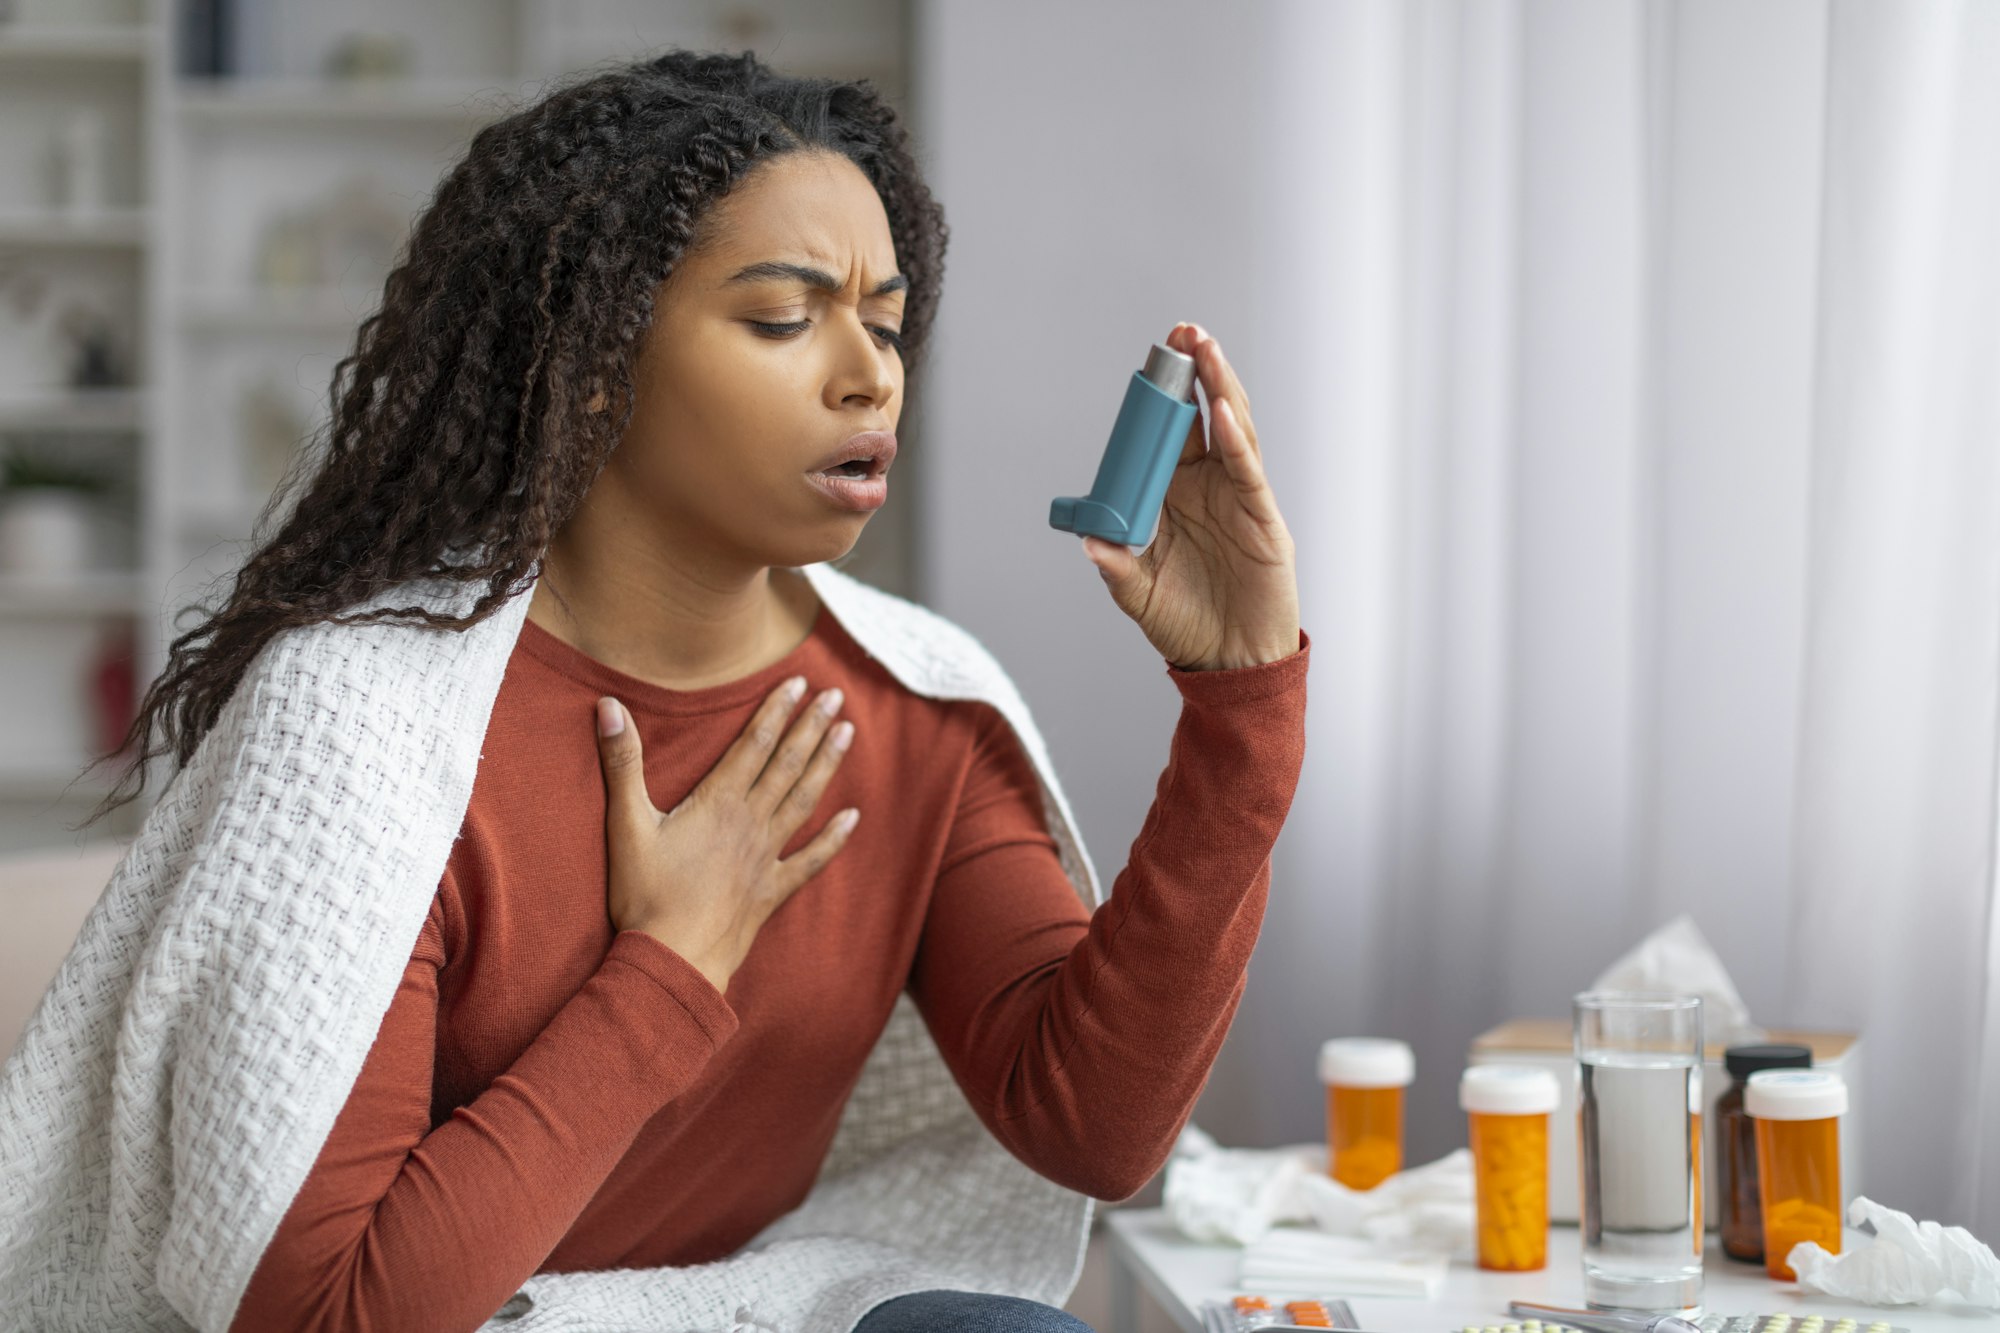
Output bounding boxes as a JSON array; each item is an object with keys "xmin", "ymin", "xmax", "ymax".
[
  {"xmin": 1162, "ymin": 1123, "xmax": 1322, "ymax": 1246},
  {"xmin": 1292, "ymin": 1148, "xmax": 1476, "ymax": 1256},
  {"xmin": 1786, "ymin": 1197, "xmax": 2000, "ymax": 1310},
  {"xmin": 1589, "ymin": 913, "xmax": 1759, "ymax": 1046},
  {"xmin": 1162, "ymin": 1125, "xmax": 1473, "ymax": 1297}
]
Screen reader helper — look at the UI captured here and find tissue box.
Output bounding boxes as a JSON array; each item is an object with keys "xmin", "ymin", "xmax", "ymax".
[{"xmin": 1467, "ymin": 1019, "xmax": 1862, "ymax": 1227}]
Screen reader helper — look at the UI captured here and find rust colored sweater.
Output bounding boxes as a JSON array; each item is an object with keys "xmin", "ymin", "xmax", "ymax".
[{"xmin": 233, "ymin": 600, "xmax": 1310, "ymax": 1332}]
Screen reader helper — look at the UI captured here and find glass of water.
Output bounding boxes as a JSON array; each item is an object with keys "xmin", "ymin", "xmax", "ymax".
[{"xmin": 1573, "ymin": 991, "xmax": 1704, "ymax": 1314}]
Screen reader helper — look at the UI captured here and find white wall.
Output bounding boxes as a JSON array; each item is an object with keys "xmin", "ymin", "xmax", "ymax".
[{"xmin": 912, "ymin": 0, "xmax": 1274, "ymax": 920}]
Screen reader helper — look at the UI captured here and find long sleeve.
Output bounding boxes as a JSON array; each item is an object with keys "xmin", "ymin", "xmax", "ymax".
[
  {"xmin": 230, "ymin": 894, "xmax": 741, "ymax": 1333},
  {"xmin": 908, "ymin": 629, "xmax": 1310, "ymax": 1201}
]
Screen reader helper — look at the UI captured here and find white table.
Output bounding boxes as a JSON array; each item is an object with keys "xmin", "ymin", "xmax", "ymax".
[{"xmin": 1102, "ymin": 1210, "xmax": 1980, "ymax": 1333}]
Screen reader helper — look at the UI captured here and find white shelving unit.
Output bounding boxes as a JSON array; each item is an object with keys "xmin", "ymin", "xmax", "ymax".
[
  {"xmin": 0, "ymin": 0, "xmax": 159, "ymax": 847},
  {"xmin": 1, "ymin": 0, "xmax": 911, "ymax": 854}
]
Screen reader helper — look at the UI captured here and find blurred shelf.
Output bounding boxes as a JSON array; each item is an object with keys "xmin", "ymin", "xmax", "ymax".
[
  {"xmin": 0, "ymin": 388, "xmax": 147, "ymax": 433},
  {"xmin": 0, "ymin": 25, "xmax": 154, "ymax": 65},
  {"xmin": 0, "ymin": 571, "xmax": 148, "ymax": 616},
  {"xmin": 0, "ymin": 0, "xmax": 912, "ymax": 853},
  {"xmin": 180, "ymin": 288, "xmax": 371, "ymax": 336},
  {"xmin": 0, "ymin": 210, "xmax": 149, "ymax": 249},
  {"xmin": 177, "ymin": 77, "xmax": 515, "ymax": 125}
]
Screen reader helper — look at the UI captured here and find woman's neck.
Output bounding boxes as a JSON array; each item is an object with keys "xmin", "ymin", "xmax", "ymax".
[{"xmin": 525, "ymin": 547, "xmax": 820, "ymax": 693}]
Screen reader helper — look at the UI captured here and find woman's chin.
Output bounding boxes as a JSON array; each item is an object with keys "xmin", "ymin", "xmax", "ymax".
[{"xmin": 777, "ymin": 520, "xmax": 870, "ymax": 568}]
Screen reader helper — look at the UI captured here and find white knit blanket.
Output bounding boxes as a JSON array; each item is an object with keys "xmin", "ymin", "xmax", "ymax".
[{"xmin": 0, "ymin": 558, "xmax": 1106, "ymax": 1333}]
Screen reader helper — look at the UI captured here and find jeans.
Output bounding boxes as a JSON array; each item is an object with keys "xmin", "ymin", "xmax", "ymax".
[{"xmin": 851, "ymin": 1288, "xmax": 1096, "ymax": 1332}]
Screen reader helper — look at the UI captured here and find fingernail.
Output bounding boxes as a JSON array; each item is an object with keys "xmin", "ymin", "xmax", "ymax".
[
  {"xmin": 785, "ymin": 676, "xmax": 807, "ymax": 702},
  {"xmin": 837, "ymin": 808, "xmax": 860, "ymax": 831},
  {"xmin": 817, "ymin": 687, "xmax": 844, "ymax": 716},
  {"xmin": 596, "ymin": 697, "xmax": 624, "ymax": 737},
  {"xmin": 833, "ymin": 720, "xmax": 855, "ymax": 749}
]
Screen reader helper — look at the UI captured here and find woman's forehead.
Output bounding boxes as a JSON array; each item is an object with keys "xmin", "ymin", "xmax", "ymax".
[{"xmin": 694, "ymin": 155, "xmax": 898, "ymax": 282}]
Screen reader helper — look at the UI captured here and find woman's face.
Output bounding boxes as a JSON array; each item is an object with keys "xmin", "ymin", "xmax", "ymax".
[{"xmin": 605, "ymin": 149, "xmax": 907, "ymax": 573}]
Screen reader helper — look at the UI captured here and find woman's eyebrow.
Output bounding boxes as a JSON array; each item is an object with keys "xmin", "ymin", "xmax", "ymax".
[{"xmin": 725, "ymin": 260, "xmax": 908, "ymax": 297}]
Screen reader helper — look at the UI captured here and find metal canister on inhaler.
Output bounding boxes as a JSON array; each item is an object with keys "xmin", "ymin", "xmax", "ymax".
[{"xmin": 1049, "ymin": 342, "xmax": 1200, "ymax": 548}]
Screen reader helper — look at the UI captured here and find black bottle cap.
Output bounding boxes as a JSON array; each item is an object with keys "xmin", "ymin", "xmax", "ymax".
[{"xmin": 1725, "ymin": 1043, "xmax": 1813, "ymax": 1079}]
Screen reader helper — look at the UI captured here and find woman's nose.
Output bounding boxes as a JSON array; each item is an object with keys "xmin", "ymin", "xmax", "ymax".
[{"xmin": 829, "ymin": 313, "xmax": 896, "ymax": 407}]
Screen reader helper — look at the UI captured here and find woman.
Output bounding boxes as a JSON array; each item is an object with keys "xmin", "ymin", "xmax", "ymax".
[{"xmin": 78, "ymin": 49, "xmax": 1306, "ymax": 1333}]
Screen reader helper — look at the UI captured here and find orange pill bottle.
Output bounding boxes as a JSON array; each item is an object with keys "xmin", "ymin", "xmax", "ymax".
[
  {"xmin": 1460, "ymin": 1064, "xmax": 1559, "ymax": 1271},
  {"xmin": 1745, "ymin": 1068, "xmax": 1846, "ymax": 1281},
  {"xmin": 1318, "ymin": 1038, "xmax": 1413, "ymax": 1191}
]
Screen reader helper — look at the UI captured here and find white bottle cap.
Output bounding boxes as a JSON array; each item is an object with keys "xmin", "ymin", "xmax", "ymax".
[
  {"xmin": 1318, "ymin": 1038, "xmax": 1414, "ymax": 1088},
  {"xmin": 1744, "ymin": 1068, "xmax": 1848, "ymax": 1120},
  {"xmin": 1460, "ymin": 1064, "xmax": 1561, "ymax": 1115}
]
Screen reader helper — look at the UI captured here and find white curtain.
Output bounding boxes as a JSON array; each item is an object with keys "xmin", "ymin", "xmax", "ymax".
[
  {"xmin": 1192, "ymin": 0, "xmax": 2000, "ymax": 1234},
  {"xmin": 1789, "ymin": 0, "xmax": 2000, "ymax": 1234}
]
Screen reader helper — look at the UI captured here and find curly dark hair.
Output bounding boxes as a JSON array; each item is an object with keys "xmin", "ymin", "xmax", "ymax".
[{"xmin": 75, "ymin": 48, "xmax": 947, "ymax": 831}]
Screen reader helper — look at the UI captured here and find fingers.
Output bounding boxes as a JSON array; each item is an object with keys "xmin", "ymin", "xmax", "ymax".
[
  {"xmin": 775, "ymin": 805, "xmax": 861, "ymax": 897},
  {"xmin": 1166, "ymin": 323, "xmax": 1208, "ymax": 464},
  {"xmin": 1171, "ymin": 322, "xmax": 1260, "ymax": 462},
  {"xmin": 747, "ymin": 684, "xmax": 845, "ymax": 813},
  {"xmin": 1211, "ymin": 398, "xmax": 1284, "ymax": 524},
  {"xmin": 1161, "ymin": 322, "xmax": 1283, "ymax": 531},
  {"xmin": 595, "ymin": 696, "xmax": 658, "ymax": 831},
  {"xmin": 770, "ymin": 714, "xmax": 854, "ymax": 838},
  {"xmin": 713, "ymin": 675, "xmax": 809, "ymax": 792},
  {"xmin": 1082, "ymin": 533, "xmax": 1160, "ymax": 632}
]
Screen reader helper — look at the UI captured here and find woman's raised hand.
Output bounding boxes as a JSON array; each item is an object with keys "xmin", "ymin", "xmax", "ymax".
[
  {"xmin": 594, "ymin": 676, "xmax": 858, "ymax": 994},
  {"xmin": 1079, "ymin": 323, "xmax": 1301, "ymax": 671}
]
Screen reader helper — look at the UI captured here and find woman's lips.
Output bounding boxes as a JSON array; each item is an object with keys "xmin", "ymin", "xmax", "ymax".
[{"xmin": 805, "ymin": 469, "xmax": 887, "ymax": 511}]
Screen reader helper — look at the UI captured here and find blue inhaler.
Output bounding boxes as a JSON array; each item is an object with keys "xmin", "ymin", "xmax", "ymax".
[{"xmin": 1049, "ymin": 342, "xmax": 1199, "ymax": 549}]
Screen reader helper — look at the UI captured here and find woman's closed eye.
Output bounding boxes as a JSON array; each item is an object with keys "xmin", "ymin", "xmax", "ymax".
[{"xmin": 750, "ymin": 319, "xmax": 905, "ymax": 353}]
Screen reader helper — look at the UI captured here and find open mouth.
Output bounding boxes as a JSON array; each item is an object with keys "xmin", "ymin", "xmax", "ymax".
[
  {"xmin": 807, "ymin": 456, "xmax": 889, "ymax": 511},
  {"xmin": 818, "ymin": 458, "xmax": 882, "ymax": 480}
]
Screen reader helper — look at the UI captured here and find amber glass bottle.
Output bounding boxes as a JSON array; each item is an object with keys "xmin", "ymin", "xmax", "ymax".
[{"xmin": 1717, "ymin": 1043, "xmax": 1812, "ymax": 1263}]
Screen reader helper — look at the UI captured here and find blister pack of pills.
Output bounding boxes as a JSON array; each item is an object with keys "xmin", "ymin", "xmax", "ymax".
[
  {"xmin": 1208, "ymin": 1303, "xmax": 1913, "ymax": 1333},
  {"xmin": 1200, "ymin": 1294, "xmax": 1358, "ymax": 1331},
  {"xmin": 1696, "ymin": 1317, "xmax": 1907, "ymax": 1333},
  {"xmin": 1455, "ymin": 1316, "xmax": 1911, "ymax": 1333}
]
